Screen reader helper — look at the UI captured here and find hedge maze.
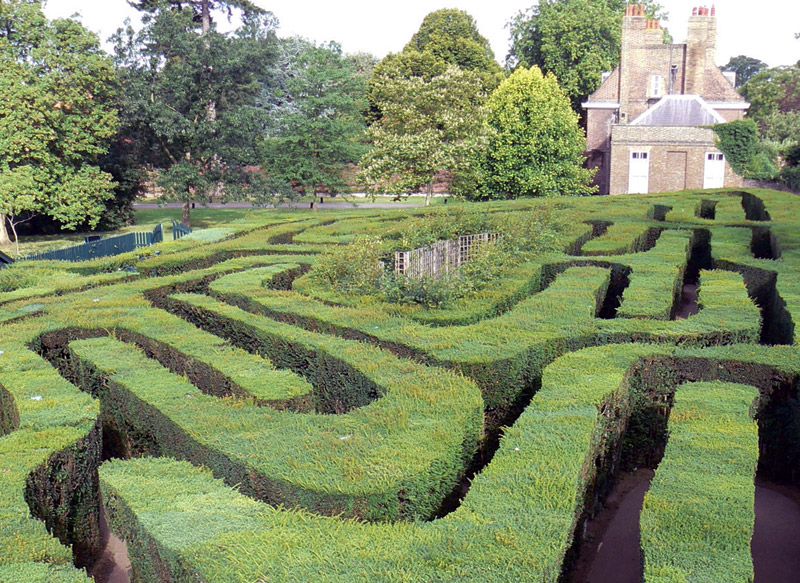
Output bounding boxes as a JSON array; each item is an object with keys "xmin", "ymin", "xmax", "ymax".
[{"xmin": 0, "ymin": 189, "xmax": 799, "ymax": 582}]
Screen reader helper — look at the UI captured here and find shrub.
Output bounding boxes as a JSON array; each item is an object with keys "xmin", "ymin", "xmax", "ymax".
[{"xmin": 308, "ymin": 235, "xmax": 386, "ymax": 294}]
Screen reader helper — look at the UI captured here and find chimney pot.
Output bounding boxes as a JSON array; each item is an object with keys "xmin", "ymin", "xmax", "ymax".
[
  {"xmin": 711, "ymin": 5, "xmax": 716, "ymax": 16},
  {"xmin": 639, "ymin": 5, "xmax": 645, "ymax": 16},
  {"xmin": 692, "ymin": 7, "xmax": 698, "ymax": 16}
]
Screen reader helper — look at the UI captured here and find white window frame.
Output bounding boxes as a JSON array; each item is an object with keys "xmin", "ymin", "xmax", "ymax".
[{"xmin": 650, "ymin": 75, "xmax": 663, "ymax": 98}]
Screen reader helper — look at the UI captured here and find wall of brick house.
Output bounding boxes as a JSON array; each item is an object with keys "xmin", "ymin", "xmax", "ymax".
[
  {"xmin": 586, "ymin": 109, "xmax": 616, "ymax": 152},
  {"xmin": 716, "ymin": 108, "xmax": 747, "ymax": 122},
  {"xmin": 609, "ymin": 125, "xmax": 743, "ymax": 194},
  {"xmin": 619, "ymin": 16, "xmax": 688, "ymax": 124}
]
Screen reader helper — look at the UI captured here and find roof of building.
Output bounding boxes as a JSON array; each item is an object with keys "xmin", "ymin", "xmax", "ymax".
[{"xmin": 630, "ymin": 95, "xmax": 727, "ymax": 126}]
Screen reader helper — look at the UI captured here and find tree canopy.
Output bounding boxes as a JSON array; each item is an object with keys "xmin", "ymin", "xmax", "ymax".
[
  {"xmin": 360, "ymin": 66, "xmax": 487, "ymax": 204},
  {"xmin": 741, "ymin": 64, "xmax": 800, "ymax": 122},
  {"xmin": 114, "ymin": 3, "xmax": 279, "ymax": 225},
  {"xmin": 478, "ymin": 67, "xmax": 595, "ymax": 198},
  {"xmin": 721, "ymin": 55, "xmax": 768, "ymax": 88},
  {"xmin": 0, "ymin": 1, "xmax": 118, "ymax": 250},
  {"xmin": 404, "ymin": 9, "xmax": 504, "ymax": 86},
  {"xmin": 507, "ymin": 0, "xmax": 666, "ymax": 111},
  {"xmin": 263, "ymin": 40, "xmax": 368, "ymax": 196},
  {"xmin": 369, "ymin": 8, "xmax": 503, "ymax": 122}
]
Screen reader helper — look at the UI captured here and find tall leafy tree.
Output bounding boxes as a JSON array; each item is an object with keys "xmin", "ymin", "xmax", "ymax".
[
  {"xmin": 478, "ymin": 67, "xmax": 595, "ymax": 199},
  {"xmin": 404, "ymin": 9, "xmax": 504, "ymax": 89},
  {"xmin": 741, "ymin": 64, "xmax": 800, "ymax": 123},
  {"xmin": 264, "ymin": 40, "xmax": 368, "ymax": 196},
  {"xmin": 0, "ymin": 1, "xmax": 118, "ymax": 251},
  {"xmin": 721, "ymin": 55, "xmax": 768, "ymax": 88},
  {"xmin": 363, "ymin": 10, "xmax": 501, "ymax": 200},
  {"xmin": 115, "ymin": 2, "xmax": 278, "ymax": 226},
  {"xmin": 507, "ymin": 0, "xmax": 666, "ymax": 111},
  {"xmin": 360, "ymin": 66, "xmax": 487, "ymax": 205},
  {"xmin": 369, "ymin": 9, "xmax": 503, "ymax": 122}
]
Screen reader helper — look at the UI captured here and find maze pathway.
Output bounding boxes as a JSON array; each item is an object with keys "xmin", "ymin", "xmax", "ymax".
[{"xmin": 0, "ymin": 189, "xmax": 798, "ymax": 582}]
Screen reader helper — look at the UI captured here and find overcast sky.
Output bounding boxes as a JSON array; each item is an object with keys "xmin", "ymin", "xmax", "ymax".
[{"xmin": 42, "ymin": 0, "xmax": 799, "ymax": 68}]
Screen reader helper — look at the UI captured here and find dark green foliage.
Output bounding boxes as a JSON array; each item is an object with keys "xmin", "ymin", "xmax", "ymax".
[
  {"xmin": 712, "ymin": 119, "xmax": 779, "ymax": 180},
  {"xmin": 741, "ymin": 64, "xmax": 800, "ymax": 123},
  {"xmin": 0, "ymin": 2, "xmax": 119, "ymax": 248},
  {"xmin": 113, "ymin": 4, "xmax": 280, "ymax": 226},
  {"xmin": 721, "ymin": 55, "xmax": 768, "ymax": 88},
  {"xmin": 507, "ymin": 0, "xmax": 667, "ymax": 111},
  {"xmin": 404, "ymin": 9, "xmax": 504, "ymax": 89},
  {"xmin": 264, "ymin": 41, "xmax": 367, "ymax": 195}
]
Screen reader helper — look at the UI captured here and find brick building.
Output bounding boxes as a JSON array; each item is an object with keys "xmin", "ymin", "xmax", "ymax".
[{"xmin": 583, "ymin": 5, "xmax": 749, "ymax": 195}]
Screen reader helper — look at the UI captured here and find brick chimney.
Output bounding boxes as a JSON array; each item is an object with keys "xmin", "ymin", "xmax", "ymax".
[
  {"xmin": 619, "ymin": 4, "xmax": 665, "ymax": 121},
  {"xmin": 685, "ymin": 5, "xmax": 717, "ymax": 95}
]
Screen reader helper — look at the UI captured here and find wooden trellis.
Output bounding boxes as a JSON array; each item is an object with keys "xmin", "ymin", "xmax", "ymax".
[{"xmin": 395, "ymin": 233, "xmax": 500, "ymax": 279}]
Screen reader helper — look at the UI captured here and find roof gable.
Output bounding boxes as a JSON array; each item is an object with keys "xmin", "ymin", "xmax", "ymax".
[{"xmin": 630, "ymin": 95, "xmax": 726, "ymax": 126}]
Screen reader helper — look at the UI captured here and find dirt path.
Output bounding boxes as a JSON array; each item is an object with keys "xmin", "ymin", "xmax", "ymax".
[
  {"xmin": 674, "ymin": 283, "xmax": 699, "ymax": 320},
  {"xmin": 753, "ymin": 478, "xmax": 800, "ymax": 583},
  {"xmin": 88, "ymin": 503, "xmax": 131, "ymax": 583},
  {"xmin": 570, "ymin": 469, "xmax": 653, "ymax": 583}
]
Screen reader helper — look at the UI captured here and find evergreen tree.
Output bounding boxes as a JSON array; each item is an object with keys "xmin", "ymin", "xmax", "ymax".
[
  {"xmin": 264, "ymin": 40, "xmax": 368, "ymax": 196},
  {"xmin": 478, "ymin": 67, "xmax": 595, "ymax": 199}
]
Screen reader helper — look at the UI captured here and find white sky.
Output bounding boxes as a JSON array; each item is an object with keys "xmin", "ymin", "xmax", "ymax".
[{"xmin": 42, "ymin": 0, "xmax": 799, "ymax": 68}]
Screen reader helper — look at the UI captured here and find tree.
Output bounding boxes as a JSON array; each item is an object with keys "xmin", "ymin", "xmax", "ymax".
[
  {"xmin": 721, "ymin": 55, "xmax": 768, "ymax": 88},
  {"xmin": 404, "ymin": 9, "xmax": 504, "ymax": 89},
  {"xmin": 478, "ymin": 67, "xmax": 595, "ymax": 199},
  {"xmin": 128, "ymin": 0, "xmax": 264, "ymax": 33},
  {"xmin": 368, "ymin": 9, "xmax": 503, "ymax": 122},
  {"xmin": 263, "ymin": 40, "xmax": 368, "ymax": 196},
  {"xmin": 507, "ymin": 0, "xmax": 666, "ymax": 111},
  {"xmin": 0, "ymin": 1, "xmax": 118, "ymax": 251},
  {"xmin": 115, "ymin": 3, "xmax": 279, "ymax": 226},
  {"xmin": 741, "ymin": 64, "xmax": 800, "ymax": 123},
  {"xmin": 359, "ymin": 66, "xmax": 487, "ymax": 205}
]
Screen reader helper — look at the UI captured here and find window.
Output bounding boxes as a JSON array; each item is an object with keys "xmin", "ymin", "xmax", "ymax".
[
  {"xmin": 650, "ymin": 75, "xmax": 663, "ymax": 98},
  {"xmin": 632, "ymin": 152, "xmax": 649, "ymax": 160},
  {"xmin": 707, "ymin": 153, "xmax": 724, "ymax": 162}
]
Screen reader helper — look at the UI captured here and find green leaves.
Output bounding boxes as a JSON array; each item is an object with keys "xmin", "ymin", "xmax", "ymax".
[
  {"xmin": 0, "ymin": 2, "xmax": 118, "ymax": 246},
  {"xmin": 479, "ymin": 67, "xmax": 595, "ymax": 199},
  {"xmin": 360, "ymin": 66, "xmax": 487, "ymax": 200},
  {"xmin": 115, "ymin": 4, "xmax": 279, "ymax": 218},
  {"xmin": 263, "ymin": 40, "xmax": 368, "ymax": 196}
]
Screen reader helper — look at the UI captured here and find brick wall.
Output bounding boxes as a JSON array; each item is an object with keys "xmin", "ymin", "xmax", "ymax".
[
  {"xmin": 609, "ymin": 125, "xmax": 744, "ymax": 194},
  {"xmin": 584, "ymin": 6, "xmax": 748, "ymax": 195}
]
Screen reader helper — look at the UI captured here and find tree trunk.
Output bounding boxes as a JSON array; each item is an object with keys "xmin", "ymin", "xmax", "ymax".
[
  {"xmin": 201, "ymin": 0, "xmax": 217, "ymax": 122},
  {"xmin": 182, "ymin": 201, "xmax": 191, "ymax": 228},
  {"xmin": 201, "ymin": 0, "xmax": 211, "ymax": 35},
  {"xmin": 0, "ymin": 214, "xmax": 10, "ymax": 247},
  {"xmin": 425, "ymin": 181, "xmax": 433, "ymax": 207}
]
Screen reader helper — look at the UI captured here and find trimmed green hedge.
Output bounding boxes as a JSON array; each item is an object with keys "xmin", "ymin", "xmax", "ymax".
[
  {"xmin": 0, "ymin": 188, "xmax": 798, "ymax": 580},
  {"xmin": 641, "ymin": 382, "xmax": 758, "ymax": 583},
  {"xmin": 96, "ymin": 343, "xmax": 800, "ymax": 582},
  {"xmin": 68, "ymin": 328, "xmax": 482, "ymax": 522}
]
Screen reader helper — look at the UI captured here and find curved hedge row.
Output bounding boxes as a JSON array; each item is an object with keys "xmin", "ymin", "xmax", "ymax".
[{"xmin": 0, "ymin": 189, "xmax": 798, "ymax": 581}]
